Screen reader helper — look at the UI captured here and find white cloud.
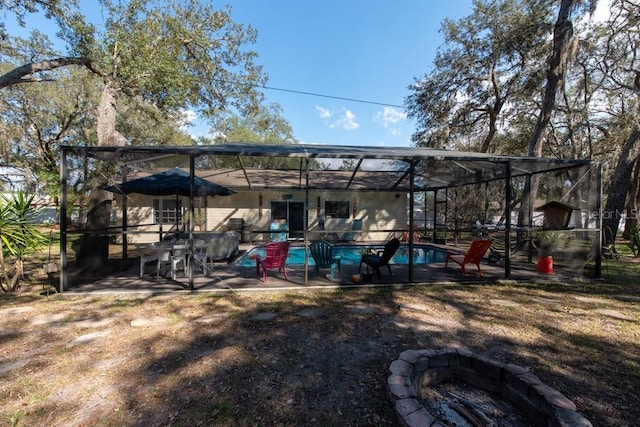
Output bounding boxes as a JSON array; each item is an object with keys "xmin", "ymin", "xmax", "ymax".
[
  {"xmin": 315, "ymin": 106, "xmax": 333, "ymax": 119},
  {"xmin": 373, "ymin": 107, "xmax": 407, "ymax": 137},
  {"xmin": 331, "ymin": 109, "xmax": 359, "ymax": 130},
  {"xmin": 178, "ymin": 109, "xmax": 213, "ymax": 139},
  {"xmin": 178, "ymin": 109, "xmax": 196, "ymax": 128},
  {"xmin": 592, "ymin": 0, "xmax": 611, "ymax": 22},
  {"xmin": 577, "ymin": 0, "xmax": 611, "ymax": 31},
  {"xmin": 374, "ymin": 107, "xmax": 407, "ymax": 128},
  {"xmin": 317, "ymin": 106, "xmax": 359, "ymax": 131}
]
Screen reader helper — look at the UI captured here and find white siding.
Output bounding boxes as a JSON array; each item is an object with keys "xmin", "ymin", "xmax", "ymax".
[{"xmin": 114, "ymin": 189, "xmax": 408, "ymax": 244}]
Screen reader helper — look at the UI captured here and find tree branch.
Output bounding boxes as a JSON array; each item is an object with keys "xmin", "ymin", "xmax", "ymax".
[{"xmin": 0, "ymin": 57, "xmax": 96, "ymax": 89}]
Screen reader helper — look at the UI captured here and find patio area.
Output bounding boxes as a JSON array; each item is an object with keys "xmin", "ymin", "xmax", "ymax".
[{"xmin": 63, "ymin": 242, "xmax": 586, "ymax": 294}]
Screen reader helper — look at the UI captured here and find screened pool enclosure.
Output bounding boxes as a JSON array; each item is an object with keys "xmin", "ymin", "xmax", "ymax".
[{"xmin": 59, "ymin": 143, "xmax": 602, "ymax": 291}]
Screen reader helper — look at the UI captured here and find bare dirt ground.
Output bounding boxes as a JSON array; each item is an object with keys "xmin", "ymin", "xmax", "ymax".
[{"xmin": 1, "ymin": 279, "xmax": 639, "ymax": 426}]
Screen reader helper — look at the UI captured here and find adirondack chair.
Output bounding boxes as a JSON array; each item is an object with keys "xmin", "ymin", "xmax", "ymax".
[
  {"xmin": 256, "ymin": 241, "xmax": 291, "ymax": 283},
  {"xmin": 445, "ymin": 240, "xmax": 492, "ymax": 277},
  {"xmin": 309, "ymin": 240, "xmax": 341, "ymax": 279},
  {"xmin": 359, "ymin": 237, "xmax": 400, "ymax": 278}
]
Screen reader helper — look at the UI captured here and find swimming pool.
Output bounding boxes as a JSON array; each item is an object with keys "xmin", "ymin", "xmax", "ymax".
[{"xmin": 234, "ymin": 243, "xmax": 447, "ymax": 267}]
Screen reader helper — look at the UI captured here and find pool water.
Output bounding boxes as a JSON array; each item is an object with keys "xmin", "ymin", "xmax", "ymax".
[{"xmin": 235, "ymin": 243, "xmax": 447, "ymax": 267}]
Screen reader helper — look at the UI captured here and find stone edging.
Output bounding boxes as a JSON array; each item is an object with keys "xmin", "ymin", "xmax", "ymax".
[{"xmin": 387, "ymin": 348, "xmax": 592, "ymax": 427}]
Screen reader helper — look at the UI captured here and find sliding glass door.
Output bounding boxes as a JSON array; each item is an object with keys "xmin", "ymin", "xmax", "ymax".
[{"xmin": 271, "ymin": 201, "xmax": 305, "ymax": 239}]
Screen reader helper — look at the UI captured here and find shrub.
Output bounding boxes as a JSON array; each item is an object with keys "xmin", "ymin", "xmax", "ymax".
[
  {"xmin": 628, "ymin": 224, "xmax": 640, "ymax": 257},
  {"xmin": 0, "ymin": 191, "xmax": 48, "ymax": 292}
]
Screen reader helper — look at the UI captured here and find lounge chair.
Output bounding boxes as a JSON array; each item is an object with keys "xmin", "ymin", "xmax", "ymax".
[
  {"xmin": 359, "ymin": 237, "xmax": 400, "ymax": 278},
  {"xmin": 343, "ymin": 218, "xmax": 363, "ymax": 241},
  {"xmin": 445, "ymin": 240, "xmax": 492, "ymax": 277},
  {"xmin": 309, "ymin": 240, "xmax": 341, "ymax": 279},
  {"xmin": 270, "ymin": 219, "xmax": 288, "ymax": 242},
  {"xmin": 255, "ymin": 241, "xmax": 291, "ymax": 283}
]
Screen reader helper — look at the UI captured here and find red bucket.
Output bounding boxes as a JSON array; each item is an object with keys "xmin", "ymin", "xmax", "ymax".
[{"xmin": 537, "ymin": 256, "xmax": 554, "ymax": 274}]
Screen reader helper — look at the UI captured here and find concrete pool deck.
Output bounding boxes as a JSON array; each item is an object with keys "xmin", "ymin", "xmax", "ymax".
[{"xmin": 61, "ymin": 242, "xmax": 593, "ymax": 294}]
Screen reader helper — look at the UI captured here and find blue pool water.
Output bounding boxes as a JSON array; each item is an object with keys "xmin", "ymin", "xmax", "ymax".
[{"xmin": 235, "ymin": 243, "xmax": 447, "ymax": 267}]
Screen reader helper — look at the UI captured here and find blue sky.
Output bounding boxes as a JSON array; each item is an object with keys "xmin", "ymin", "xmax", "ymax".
[
  {"xmin": 220, "ymin": 1, "xmax": 474, "ymax": 147},
  {"xmin": 6, "ymin": 1, "xmax": 475, "ymax": 147}
]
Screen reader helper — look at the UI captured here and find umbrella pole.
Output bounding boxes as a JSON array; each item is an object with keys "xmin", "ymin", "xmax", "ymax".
[{"xmin": 188, "ymin": 158, "xmax": 196, "ymax": 291}]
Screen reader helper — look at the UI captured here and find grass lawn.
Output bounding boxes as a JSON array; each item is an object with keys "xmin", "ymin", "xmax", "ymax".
[{"xmin": 0, "ymin": 245, "xmax": 639, "ymax": 426}]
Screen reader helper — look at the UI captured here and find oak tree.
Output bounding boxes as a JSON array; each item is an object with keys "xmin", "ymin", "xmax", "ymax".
[{"xmin": 1, "ymin": 0, "xmax": 266, "ymax": 269}]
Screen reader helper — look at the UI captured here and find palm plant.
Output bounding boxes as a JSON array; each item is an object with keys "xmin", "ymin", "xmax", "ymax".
[{"xmin": 0, "ymin": 191, "xmax": 48, "ymax": 292}]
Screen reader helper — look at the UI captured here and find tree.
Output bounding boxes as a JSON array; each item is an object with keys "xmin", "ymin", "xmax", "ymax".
[
  {"xmin": 0, "ymin": 0, "xmax": 77, "ymax": 41},
  {"xmin": 406, "ymin": 0, "xmax": 553, "ymax": 152},
  {"xmin": 115, "ymin": 95, "xmax": 195, "ymax": 147},
  {"xmin": 514, "ymin": 0, "xmax": 594, "ymax": 228},
  {"xmin": 527, "ymin": 0, "xmax": 598, "ymax": 156},
  {"xmin": 2, "ymin": 0, "xmax": 267, "ymax": 269},
  {"xmin": 596, "ymin": 0, "xmax": 640, "ymax": 242},
  {"xmin": 0, "ymin": 61, "xmax": 100, "ymax": 200},
  {"xmin": 209, "ymin": 103, "xmax": 302, "ymax": 169},
  {"xmin": 407, "ymin": 0, "xmax": 613, "ymax": 238},
  {"xmin": 1, "ymin": 34, "xmax": 202, "ymax": 233},
  {"xmin": 214, "ymin": 104, "xmax": 295, "ymax": 145}
]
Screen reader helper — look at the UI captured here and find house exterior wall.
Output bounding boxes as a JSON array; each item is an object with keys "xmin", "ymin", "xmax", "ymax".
[
  {"xmin": 114, "ymin": 194, "xmax": 161, "ymax": 244},
  {"xmin": 115, "ymin": 190, "xmax": 407, "ymax": 244}
]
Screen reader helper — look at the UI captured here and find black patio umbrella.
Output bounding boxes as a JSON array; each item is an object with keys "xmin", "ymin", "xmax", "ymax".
[
  {"xmin": 104, "ymin": 167, "xmax": 235, "ymax": 197},
  {"xmin": 105, "ymin": 167, "xmax": 236, "ymax": 233},
  {"xmin": 105, "ymin": 168, "xmax": 235, "ymax": 290}
]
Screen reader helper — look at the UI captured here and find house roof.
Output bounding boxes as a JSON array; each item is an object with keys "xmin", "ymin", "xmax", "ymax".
[
  {"xmin": 64, "ymin": 142, "xmax": 595, "ymax": 192},
  {"xmin": 176, "ymin": 168, "xmax": 404, "ymax": 192}
]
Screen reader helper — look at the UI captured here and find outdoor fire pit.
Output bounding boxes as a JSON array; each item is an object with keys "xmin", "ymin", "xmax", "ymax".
[{"xmin": 388, "ymin": 348, "xmax": 592, "ymax": 426}]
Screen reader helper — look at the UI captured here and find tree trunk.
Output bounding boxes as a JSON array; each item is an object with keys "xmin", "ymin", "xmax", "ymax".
[
  {"xmin": 74, "ymin": 83, "xmax": 127, "ymax": 271},
  {"xmin": 622, "ymin": 157, "xmax": 640, "ymax": 239},
  {"xmin": 528, "ymin": 0, "xmax": 574, "ymax": 157},
  {"xmin": 603, "ymin": 128, "xmax": 640, "ymax": 245},
  {"xmin": 519, "ymin": 0, "xmax": 575, "ymax": 227}
]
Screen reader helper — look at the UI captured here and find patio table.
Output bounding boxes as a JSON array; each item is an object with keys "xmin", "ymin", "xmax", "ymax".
[{"xmin": 136, "ymin": 242, "xmax": 189, "ymax": 279}]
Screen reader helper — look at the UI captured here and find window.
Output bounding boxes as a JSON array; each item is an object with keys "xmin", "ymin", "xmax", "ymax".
[
  {"xmin": 325, "ymin": 201, "xmax": 349, "ymax": 218},
  {"xmin": 153, "ymin": 199, "xmax": 182, "ymax": 225}
]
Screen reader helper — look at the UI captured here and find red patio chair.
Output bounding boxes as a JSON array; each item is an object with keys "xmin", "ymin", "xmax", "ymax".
[
  {"xmin": 256, "ymin": 241, "xmax": 291, "ymax": 283},
  {"xmin": 445, "ymin": 240, "xmax": 492, "ymax": 277}
]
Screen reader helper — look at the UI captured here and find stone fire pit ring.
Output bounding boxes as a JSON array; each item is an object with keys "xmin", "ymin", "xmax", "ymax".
[{"xmin": 388, "ymin": 348, "xmax": 591, "ymax": 426}]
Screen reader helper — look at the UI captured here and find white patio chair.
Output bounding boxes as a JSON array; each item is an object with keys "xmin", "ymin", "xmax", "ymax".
[
  {"xmin": 136, "ymin": 244, "xmax": 160, "ymax": 278},
  {"xmin": 158, "ymin": 244, "xmax": 188, "ymax": 280},
  {"xmin": 192, "ymin": 241, "xmax": 215, "ymax": 275}
]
